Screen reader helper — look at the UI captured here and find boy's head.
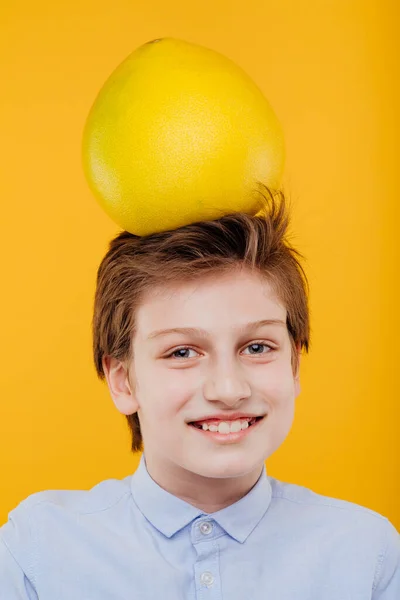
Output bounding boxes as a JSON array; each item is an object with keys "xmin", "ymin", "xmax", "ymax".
[{"xmin": 92, "ymin": 188, "xmax": 310, "ymax": 481}]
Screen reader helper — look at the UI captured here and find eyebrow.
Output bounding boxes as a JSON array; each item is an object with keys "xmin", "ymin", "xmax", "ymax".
[{"xmin": 147, "ymin": 319, "xmax": 286, "ymax": 340}]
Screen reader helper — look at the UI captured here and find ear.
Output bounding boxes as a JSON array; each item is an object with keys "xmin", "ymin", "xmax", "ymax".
[
  {"xmin": 102, "ymin": 355, "xmax": 139, "ymax": 415},
  {"xmin": 294, "ymin": 344, "xmax": 302, "ymax": 397}
]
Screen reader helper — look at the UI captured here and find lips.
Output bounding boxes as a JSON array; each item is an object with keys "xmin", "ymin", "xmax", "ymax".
[
  {"xmin": 189, "ymin": 415, "xmax": 267, "ymax": 441},
  {"xmin": 188, "ymin": 412, "xmax": 266, "ymax": 425},
  {"xmin": 191, "ymin": 416, "xmax": 263, "ymax": 430}
]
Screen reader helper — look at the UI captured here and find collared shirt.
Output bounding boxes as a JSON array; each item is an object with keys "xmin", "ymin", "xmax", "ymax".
[{"xmin": 1, "ymin": 453, "xmax": 399, "ymax": 599}]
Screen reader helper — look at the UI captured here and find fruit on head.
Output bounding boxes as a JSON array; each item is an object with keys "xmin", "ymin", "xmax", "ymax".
[{"xmin": 82, "ymin": 38, "xmax": 285, "ymax": 236}]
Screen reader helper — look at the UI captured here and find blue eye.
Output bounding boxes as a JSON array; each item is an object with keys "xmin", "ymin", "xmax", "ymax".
[
  {"xmin": 243, "ymin": 343, "xmax": 273, "ymax": 355},
  {"xmin": 166, "ymin": 342, "xmax": 275, "ymax": 360},
  {"xmin": 169, "ymin": 348, "xmax": 197, "ymax": 359}
]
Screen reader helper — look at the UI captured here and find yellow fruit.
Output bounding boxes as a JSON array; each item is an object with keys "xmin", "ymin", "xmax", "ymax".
[{"xmin": 82, "ymin": 38, "xmax": 285, "ymax": 236}]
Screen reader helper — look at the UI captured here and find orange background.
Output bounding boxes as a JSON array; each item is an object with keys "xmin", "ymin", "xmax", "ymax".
[{"xmin": 1, "ymin": 0, "xmax": 399, "ymax": 529}]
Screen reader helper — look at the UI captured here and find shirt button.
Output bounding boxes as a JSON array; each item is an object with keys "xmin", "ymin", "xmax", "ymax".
[
  {"xmin": 199, "ymin": 521, "xmax": 213, "ymax": 535},
  {"xmin": 200, "ymin": 571, "xmax": 215, "ymax": 587}
]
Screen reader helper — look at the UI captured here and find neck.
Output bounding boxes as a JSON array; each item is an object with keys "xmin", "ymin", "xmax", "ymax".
[{"xmin": 143, "ymin": 454, "xmax": 265, "ymax": 513}]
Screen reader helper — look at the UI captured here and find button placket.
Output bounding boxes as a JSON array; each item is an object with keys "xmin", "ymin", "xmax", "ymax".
[{"xmin": 192, "ymin": 517, "xmax": 222, "ymax": 598}]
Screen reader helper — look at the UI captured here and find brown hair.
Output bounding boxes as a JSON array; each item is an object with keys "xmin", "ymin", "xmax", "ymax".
[{"xmin": 92, "ymin": 187, "xmax": 311, "ymax": 453}]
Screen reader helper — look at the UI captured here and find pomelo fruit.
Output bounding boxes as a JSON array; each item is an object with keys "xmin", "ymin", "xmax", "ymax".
[{"xmin": 82, "ymin": 38, "xmax": 285, "ymax": 236}]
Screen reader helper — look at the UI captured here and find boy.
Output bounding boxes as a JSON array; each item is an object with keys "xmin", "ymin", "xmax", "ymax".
[{"xmin": 1, "ymin": 190, "xmax": 399, "ymax": 598}]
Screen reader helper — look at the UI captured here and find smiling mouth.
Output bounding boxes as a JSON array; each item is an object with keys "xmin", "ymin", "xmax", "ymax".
[{"xmin": 189, "ymin": 415, "xmax": 265, "ymax": 430}]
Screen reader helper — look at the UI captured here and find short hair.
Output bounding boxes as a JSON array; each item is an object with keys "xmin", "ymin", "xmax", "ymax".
[{"xmin": 92, "ymin": 187, "xmax": 311, "ymax": 453}]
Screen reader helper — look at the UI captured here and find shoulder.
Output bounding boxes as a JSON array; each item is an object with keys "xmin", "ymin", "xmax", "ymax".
[
  {"xmin": 268, "ymin": 476, "xmax": 399, "ymax": 559},
  {"xmin": 0, "ymin": 474, "xmax": 134, "ymax": 585},
  {"xmin": 0, "ymin": 474, "xmax": 133, "ymax": 553},
  {"xmin": 9, "ymin": 474, "xmax": 133, "ymax": 516},
  {"xmin": 267, "ymin": 477, "xmax": 399, "ymax": 594},
  {"xmin": 268, "ymin": 476, "xmax": 393, "ymax": 524}
]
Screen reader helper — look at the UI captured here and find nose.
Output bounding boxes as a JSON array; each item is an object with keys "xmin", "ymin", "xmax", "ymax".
[{"xmin": 203, "ymin": 360, "xmax": 251, "ymax": 407}]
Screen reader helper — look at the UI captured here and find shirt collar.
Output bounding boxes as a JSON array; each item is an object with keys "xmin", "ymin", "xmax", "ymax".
[{"xmin": 130, "ymin": 453, "xmax": 273, "ymax": 543}]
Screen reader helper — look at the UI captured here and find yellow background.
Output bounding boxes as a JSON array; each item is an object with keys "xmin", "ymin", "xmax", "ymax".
[{"xmin": 1, "ymin": 0, "xmax": 398, "ymax": 529}]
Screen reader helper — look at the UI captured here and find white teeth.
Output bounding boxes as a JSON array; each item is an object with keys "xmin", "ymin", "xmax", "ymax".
[{"xmin": 201, "ymin": 419, "xmax": 252, "ymax": 434}]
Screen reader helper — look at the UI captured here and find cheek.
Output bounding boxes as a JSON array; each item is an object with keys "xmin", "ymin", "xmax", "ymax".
[
  {"xmin": 162, "ymin": 380, "xmax": 194, "ymax": 414},
  {"xmin": 134, "ymin": 357, "xmax": 194, "ymax": 416},
  {"xmin": 144, "ymin": 377, "xmax": 191, "ymax": 419},
  {"xmin": 261, "ymin": 363, "xmax": 297, "ymax": 405}
]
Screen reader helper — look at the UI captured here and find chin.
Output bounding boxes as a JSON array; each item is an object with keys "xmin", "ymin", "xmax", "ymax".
[{"xmin": 189, "ymin": 454, "xmax": 265, "ymax": 480}]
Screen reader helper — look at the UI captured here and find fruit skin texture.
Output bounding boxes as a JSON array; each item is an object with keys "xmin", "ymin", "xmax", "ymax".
[{"xmin": 82, "ymin": 38, "xmax": 285, "ymax": 236}]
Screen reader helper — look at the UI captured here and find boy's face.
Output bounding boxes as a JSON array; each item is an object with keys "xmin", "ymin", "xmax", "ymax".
[{"xmin": 105, "ymin": 269, "xmax": 301, "ymax": 482}]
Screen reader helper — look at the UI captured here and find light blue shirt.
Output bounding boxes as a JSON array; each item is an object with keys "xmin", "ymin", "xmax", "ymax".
[{"xmin": 1, "ymin": 453, "xmax": 399, "ymax": 599}]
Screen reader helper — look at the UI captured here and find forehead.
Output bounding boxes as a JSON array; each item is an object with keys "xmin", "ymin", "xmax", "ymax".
[{"xmin": 135, "ymin": 270, "xmax": 287, "ymax": 339}]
